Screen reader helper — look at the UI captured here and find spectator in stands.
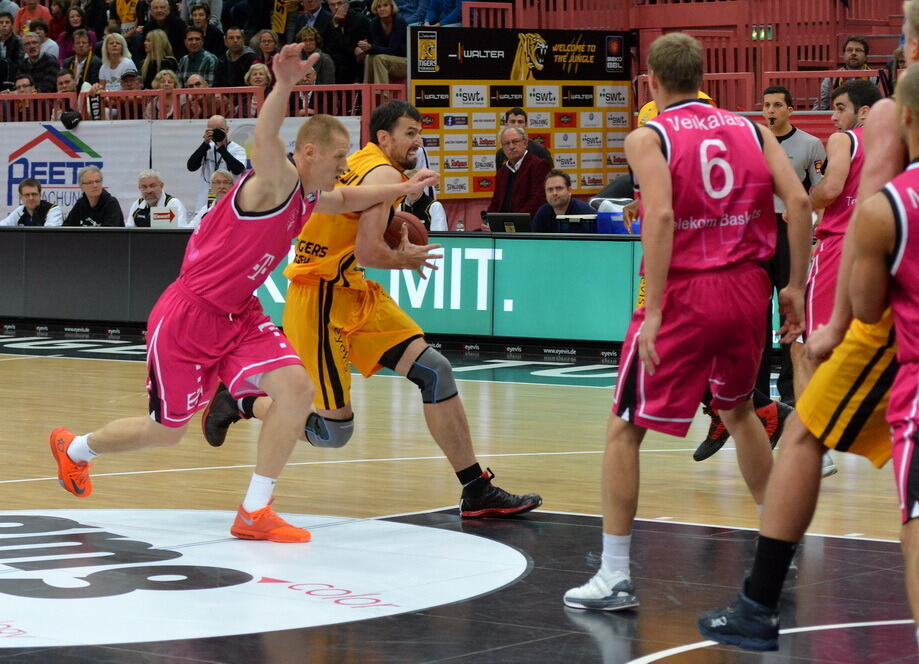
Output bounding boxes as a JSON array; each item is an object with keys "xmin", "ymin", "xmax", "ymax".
[
  {"xmin": 277, "ymin": 0, "xmax": 304, "ymax": 45},
  {"xmin": 57, "ymin": 8, "xmax": 97, "ymax": 63},
  {"xmin": 111, "ymin": 0, "xmax": 139, "ymax": 34},
  {"xmin": 73, "ymin": 0, "xmax": 108, "ymax": 40},
  {"xmin": 63, "ymin": 29, "xmax": 101, "ymax": 87},
  {"xmin": 814, "ymin": 35, "xmax": 878, "ymax": 110},
  {"xmin": 185, "ymin": 113, "xmax": 246, "ymax": 211},
  {"xmin": 297, "ymin": 26, "xmax": 334, "ymax": 84},
  {"xmin": 180, "ymin": 0, "xmax": 221, "ymax": 30},
  {"xmin": 19, "ymin": 32, "xmax": 59, "ymax": 92},
  {"xmin": 98, "ymin": 33, "xmax": 133, "ymax": 90},
  {"xmin": 495, "ymin": 107, "xmax": 552, "ymax": 169},
  {"xmin": 188, "ymin": 167, "xmax": 232, "ymax": 227},
  {"xmin": 216, "ymin": 26, "xmax": 254, "ymax": 87},
  {"xmin": 4, "ymin": 73, "xmax": 42, "ymax": 121},
  {"xmin": 55, "ymin": 67, "xmax": 75, "ymax": 92},
  {"xmin": 881, "ymin": 45, "xmax": 906, "ymax": 96},
  {"xmin": 127, "ymin": 168, "xmax": 189, "ymax": 227},
  {"xmin": 47, "ymin": 0, "xmax": 68, "ymax": 40},
  {"xmin": 14, "ymin": 0, "xmax": 51, "ymax": 36},
  {"xmin": 11, "ymin": 73, "xmax": 34, "ymax": 93},
  {"xmin": 294, "ymin": 0, "xmax": 332, "ymax": 41},
  {"xmin": 0, "ymin": 13, "xmax": 21, "ymax": 77},
  {"xmin": 486, "ymin": 126, "xmax": 553, "ymax": 218},
  {"xmin": 142, "ymin": 0, "xmax": 187, "ymax": 59},
  {"xmin": 177, "ymin": 25, "xmax": 219, "ymax": 84},
  {"xmin": 402, "ymin": 169, "xmax": 447, "ymax": 231},
  {"xmin": 252, "ymin": 28, "xmax": 278, "ymax": 81},
  {"xmin": 0, "ymin": 179, "xmax": 63, "ymax": 227},
  {"xmin": 63, "ymin": 165, "xmax": 125, "ymax": 227},
  {"xmin": 398, "ymin": 0, "xmax": 430, "ymax": 26},
  {"xmin": 140, "ymin": 28, "xmax": 177, "ymax": 89},
  {"xmin": 29, "ymin": 19, "xmax": 59, "ymax": 61},
  {"xmin": 148, "ymin": 67, "xmax": 181, "ymax": 117},
  {"xmin": 189, "ymin": 2, "xmax": 223, "ymax": 56},
  {"xmin": 423, "ymin": 0, "xmax": 461, "ymax": 27},
  {"xmin": 291, "ymin": 65, "xmax": 316, "ymax": 115},
  {"xmin": 0, "ymin": 0, "xmax": 19, "ymax": 23},
  {"xmin": 183, "ymin": 72, "xmax": 233, "ymax": 117},
  {"xmin": 359, "ymin": 0, "xmax": 406, "ymax": 85},
  {"xmin": 324, "ymin": 0, "xmax": 369, "ymax": 84},
  {"xmin": 242, "ymin": 61, "xmax": 269, "ymax": 115},
  {"xmin": 532, "ymin": 169, "xmax": 595, "ymax": 233},
  {"xmin": 120, "ymin": 66, "xmax": 142, "ymax": 90}
]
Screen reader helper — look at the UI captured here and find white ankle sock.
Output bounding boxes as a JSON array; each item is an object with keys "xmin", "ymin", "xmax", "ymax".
[
  {"xmin": 242, "ymin": 474, "xmax": 276, "ymax": 513},
  {"xmin": 601, "ymin": 533, "xmax": 631, "ymax": 577},
  {"xmin": 67, "ymin": 434, "xmax": 98, "ymax": 464}
]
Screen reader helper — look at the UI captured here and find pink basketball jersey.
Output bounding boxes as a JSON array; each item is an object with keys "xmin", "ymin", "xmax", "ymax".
[
  {"xmin": 642, "ymin": 100, "xmax": 776, "ymax": 272},
  {"xmin": 884, "ymin": 161, "xmax": 919, "ymax": 363},
  {"xmin": 817, "ymin": 127, "xmax": 864, "ymax": 239},
  {"xmin": 177, "ymin": 171, "xmax": 318, "ymax": 314}
]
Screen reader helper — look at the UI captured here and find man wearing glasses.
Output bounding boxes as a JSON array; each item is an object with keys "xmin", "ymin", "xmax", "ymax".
[
  {"xmin": 486, "ymin": 126, "xmax": 553, "ymax": 218},
  {"xmin": 63, "ymin": 165, "xmax": 125, "ymax": 227}
]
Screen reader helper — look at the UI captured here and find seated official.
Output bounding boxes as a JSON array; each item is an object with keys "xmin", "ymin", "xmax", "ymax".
[
  {"xmin": 0, "ymin": 178, "xmax": 62, "ymax": 226},
  {"xmin": 63, "ymin": 165, "xmax": 124, "ymax": 227},
  {"xmin": 127, "ymin": 168, "xmax": 188, "ymax": 227},
  {"xmin": 401, "ymin": 169, "xmax": 447, "ymax": 231},
  {"xmin": 495, "ymin": 107, "xmax": 553, "ymax": 169},
  {"xmin": 532, "ymin": 169, "xmax": 594, "ymax": 233},
  {"xmin": 187, "ymin": 168, "xmax": 233, "ymax": 228},
  {"xmin": 486, "ymin": 126, "xmax": 552, "ymax": 218}
]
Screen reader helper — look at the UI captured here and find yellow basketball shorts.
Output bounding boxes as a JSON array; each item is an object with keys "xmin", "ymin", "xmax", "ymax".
[
  {"xmin": 283, "ymin": 278, "xmax": 424, "ymax": 411},
  {"xmin": 796, "ymin": 312, "xmax": 897, "ymax": 468}
]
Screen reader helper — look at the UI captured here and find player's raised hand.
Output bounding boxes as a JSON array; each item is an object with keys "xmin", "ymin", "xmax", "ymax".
[
  {"xmin": 404, "ymin": 169, "xmax": 439, "ymax": 197},
  {"xmin": 399, "ymin": 223, "xmax": 443, "ymax": 278},
  {"xmin": 273, "ymin": 44, "xmax": 321, "ymax": 88}
]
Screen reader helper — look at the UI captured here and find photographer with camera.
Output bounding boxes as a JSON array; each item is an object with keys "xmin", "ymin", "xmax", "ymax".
[{"xmin": 186, "ymin": 114, "xmax": 247, "ymax": 212}]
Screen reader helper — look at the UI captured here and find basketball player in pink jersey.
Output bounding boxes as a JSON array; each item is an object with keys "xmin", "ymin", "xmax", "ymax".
[
  {"xmin": 796, "ymin": 79, "xmax": 880, "ymax": 394},
  {"xmin": 563, "ymin": 32, "xmax": 812, "ymax": 611},
  {"xmin": 849, "ymin": 62, "xmax": 919, "ymax": 647},
  {"xmin": 48, "ymin": 44, "xmax": 440, "ymax": 543}
]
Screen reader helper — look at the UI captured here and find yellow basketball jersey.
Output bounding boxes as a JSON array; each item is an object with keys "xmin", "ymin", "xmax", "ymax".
[{"xmin": 284, "ymin": 142, "xmax": 406, "ymax": 288}]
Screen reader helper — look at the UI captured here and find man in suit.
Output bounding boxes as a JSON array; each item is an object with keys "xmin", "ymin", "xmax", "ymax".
[
  {"xmin": 294, "ymin": 0, "xmax": 332, "ymax": 41},
  {"xmin": 486, "ymin": 126, "xmax": 553, "ymax": 218}
]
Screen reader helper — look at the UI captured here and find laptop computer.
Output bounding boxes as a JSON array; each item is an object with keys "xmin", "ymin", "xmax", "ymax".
[
  {"xmin": 485, "ymin": 212, "xmax": 531, "ymax": 233},
  {"xmin": 556, "ymin": 214, "xmax": 597, "ymax": 233}
]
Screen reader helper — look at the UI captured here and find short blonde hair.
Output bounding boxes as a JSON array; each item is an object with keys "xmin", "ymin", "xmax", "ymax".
[
  {"xmin": 244, "ymin": 62, "xmax": 272, "ymax": 86},
  {"xmin": 371, "ymin": 0, "xmax": 398, "ymax": 14},
  {"xmin": 647, "ymin": 32, "xmax": 704, "ymax": 94},
  {"xmin": 152, "ymin": 69, "xmax": 179, "ymax": 89},
  {"xmin": 295, "ymin": 114, "xmax": 349, "ymax": 150}
]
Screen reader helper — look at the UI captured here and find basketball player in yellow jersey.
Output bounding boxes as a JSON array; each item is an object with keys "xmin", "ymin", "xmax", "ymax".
[
  {"xmin": 700, "ymin": 1, "xmax": 919, "ymax": 651},
  {"xmin": 206, "ymin": 100, "xmax": 543, "ymax": 518}
]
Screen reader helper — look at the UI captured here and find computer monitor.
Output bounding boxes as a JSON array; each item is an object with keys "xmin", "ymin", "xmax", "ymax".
[{"xmin": 485, "ymin": 212, "xmax": 531, "ymax": 233}]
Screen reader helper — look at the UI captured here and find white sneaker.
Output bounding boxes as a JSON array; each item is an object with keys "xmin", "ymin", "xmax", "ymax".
[
  {"xmin": 821, "ymin": 452, "xmax": 838, "ymax": 478},
  {"xmin": 563, "ymin": 570, "xmax": 639, "ymax": 611}
]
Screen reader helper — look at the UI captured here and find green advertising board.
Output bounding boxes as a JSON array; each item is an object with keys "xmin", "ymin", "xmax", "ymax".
[{"xmin": 256, "ymin": 235, "xmax": 642, "ymax": 342}]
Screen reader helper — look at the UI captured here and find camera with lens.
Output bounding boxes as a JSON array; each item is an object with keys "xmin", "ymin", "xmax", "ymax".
[{"xmin": 211, "ymin": 128, "xmax": 226, "ymax": 143}]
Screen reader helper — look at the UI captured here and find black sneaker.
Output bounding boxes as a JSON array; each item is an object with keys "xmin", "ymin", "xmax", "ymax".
[
  {"xmin": 459, "ymin": 468, "xmax": 542, "ymax": 518},
  {"xmin": 758, "ymin": 400, "xmax": 794, "ymax": 450},
  {"xmin": 693, "ymin": 407, "xmax": 729, "ymax": 461},
  {"xmin": 201, "ymin": 384, "xmax": 242, "ymax": 447},
  {"xmin": 697, "ymin": 582, "xmax": 780, "ymax": 651}
]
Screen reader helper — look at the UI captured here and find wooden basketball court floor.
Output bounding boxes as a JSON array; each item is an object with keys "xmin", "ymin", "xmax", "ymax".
[{"xmin": 0, "ymin": 334, "xmax": 915, "ymax": 663}]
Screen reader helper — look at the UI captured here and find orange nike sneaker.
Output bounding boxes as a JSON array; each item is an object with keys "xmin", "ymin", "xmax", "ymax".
[
  {"xmin": 231, "ymin": 502, "xmax": 311, "ymax": 543},
  {"xmin": 49, "ymin": 427, "xmax": 93, "ymax": 498}
]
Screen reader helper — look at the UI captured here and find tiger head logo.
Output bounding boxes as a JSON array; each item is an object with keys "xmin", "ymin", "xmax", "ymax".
[
  {"xmin": 419, "ymin": 40, "xmax": 436, "ymax": 61},
  {"xmin": 510, "ymin": 33, "xmax": 548, "ymax": 80}
]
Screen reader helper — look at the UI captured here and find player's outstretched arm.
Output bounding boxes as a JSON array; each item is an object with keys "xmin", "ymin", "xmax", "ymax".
[
  {"xmin": 238, "ymin": 45, "xmax": 320, "ymax": 213},
  {"xmin": 809, "ymin": 132, "xmax": 851, "ymax": 211},
  {"xmin": 760, "ymin": 124, "xmax": 810, "ymax": 341},
  {"xmin": 353, "ymin": 165, "xmax": 442, "ymax": 273},
  {"xmin": 850, "ymin": 191, "xmax": 895, "ymax": 324},
  {"xmin": 625, "ymin": 126, "xmax": 672, "ymax": 374},
  {"xmin": 314, "ymin": 169, "xmax": 439, "ymax": 214}
]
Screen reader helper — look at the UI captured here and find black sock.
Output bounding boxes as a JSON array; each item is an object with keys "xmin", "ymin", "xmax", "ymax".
[
  {"xmin": 239, "ymin": 396, "xmax": 257, "ymax": 419},
  {"xmin": 746, "ymin": 535, "xmax": 797, "ymax": 609},
  {"xmin": 701, "ymin": 389, "xmax": 713, "ymax": 408},
  {"xmin": 456, "ymin": 463, "xmax": 483, "ymax": 486},
  {"xmin": 752, "ymin": 390, "xmax": 772, "ymax": 410}
]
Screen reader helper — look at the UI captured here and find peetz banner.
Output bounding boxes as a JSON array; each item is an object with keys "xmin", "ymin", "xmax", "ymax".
[{"xmin": 409, "ymin": 27, "xmax": 632, "ymax": 199}]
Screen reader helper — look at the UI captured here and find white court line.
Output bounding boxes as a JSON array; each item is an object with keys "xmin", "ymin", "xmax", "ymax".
[
  {"xmin": 0, "ymin": 354, "xmax": 63, "ymax": 362},
  {"xmin": 626, "ymin": 619, "xmax": 914, "ymax": 663},
  {"xmin": 0, "ymin": 448, "xmax": 696, "ymax": 486},
  {"xmin": 536, "ymin": 509, "xmax": 899, "ymax": 544}
]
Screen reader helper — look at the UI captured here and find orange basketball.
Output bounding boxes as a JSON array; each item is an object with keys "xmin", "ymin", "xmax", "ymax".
[{"xmin": 384, "ymin": 211, "xmax": 429, "ymax": 248}]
